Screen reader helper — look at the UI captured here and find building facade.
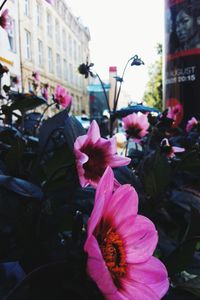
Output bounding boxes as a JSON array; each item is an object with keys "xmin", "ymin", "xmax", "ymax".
[
  {"xmin": 1, "ymin": 0, "xmax": 91, "ymax": 115},
  {"xmin": 0, "ymin": 0, "xmax": 21, "ymax": 92}
]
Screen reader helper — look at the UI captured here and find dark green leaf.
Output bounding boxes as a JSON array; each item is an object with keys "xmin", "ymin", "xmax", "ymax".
[
  {"xmin": 177, "ymin": 276, "xmax": 200, "ymax": 298},
  {"xmin": 9, "ymin": 92, "xmax": 47, "ymax": 111},
  {"xmin": 140, "ymin": 150, "xmax": 171, "ymax": 198},
  {"xmin": 0, "ymin": 175, "xmax": 43, "ymax": 199}
]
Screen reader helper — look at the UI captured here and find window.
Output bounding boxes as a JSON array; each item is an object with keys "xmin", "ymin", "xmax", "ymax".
[
  {"xmin": 68, "ymin": 35, "xmax": 72, "ymax": 57},
  {"xmin": 55, "ymin": 20, "xmax": 60, "ymax": 45},
  {"xmin": 28, "ymin": 80, "xmax": 32, "ymax": 92},
  {"xmin": 25, "ymin": 30, "xmax": 31, "ymax": 60},
  {"xmin": 56, "ymin": 53, "xmax": 61, "ymax": 77},
  {"xmin": 24, "ymin": 0, "xmax": 30, "ymax": 17},
  {"xmin": 38, "ymin": 39, "xmax": 43, "ymax": 66},
  {"xmin": 69, "ymin": 63, "xmax": 73, "ymax": 84},
  {"xmin": 63, "ymin": 59, "xmax": 67, "ymax": 81},
  {"xmin": 36, "ymin": 2, "xmax": 42, "ymax": 27},
  {"xmin": 8, "ymin": 19, "xmax": 16, "ymax": 52},
  {"xmin": 73, "ymin": 40, "xmax": 77, "ymax": 62},
  {"xmin": 47, "ymin": 12, "xmax": 52, "ymax": 37},
  {"xmin": 48, "ymin": 47, "xmax": 53, "ymax": 73},
  {"xmin": 62, "ymin": 29, "xmax": 66, "ymax": 51}
]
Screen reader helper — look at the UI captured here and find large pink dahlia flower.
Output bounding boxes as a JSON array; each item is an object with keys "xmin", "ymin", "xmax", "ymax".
[
  {"xmin": 74, "ymin": 120, "xmax": 130, "ymax": 188},
  {"xmin": 122, "ymin": 112, "xmax": 149, "ymax": 142},
  {"xmin": 84, "ymin": 167, "xmax": 169, "ymax": 300}
]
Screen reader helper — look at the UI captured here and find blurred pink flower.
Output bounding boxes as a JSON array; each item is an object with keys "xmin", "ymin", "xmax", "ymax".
[
  {"xmin": 160, "ymin": 138, "xmax": 185, "ymax": 158},
  {"xmin": 54, "ymin": 84, "xmax": 72, "ymax": 108},
  {"xmin": 12, "ymin": 75, "xmax": 20, "ymax": 86},
  {"xmin": 122, "ymin": 112, "xmax": 149, "ymax": 142},
  {"xmin": 74, "ymin": 120, "xmax": 130, "ymax": 188},
  {"xmin": 166, "ymin": 100, "xmax": 183, "ymax": 128},
  {"xmin": 42, "ymin": 88, "xmax": 49, "ymax": 101},
  {"xmin": 84, "ymin": 166, "xmax": 169, "ymax": 300},
  {"xmin": 186, "ymin": 117, "xmax": 198, "ymax": 132},
  {"xmin": 32, "ymin": 71, "xmax": 40, "ymax": 82},
  {"xmin": 0, "ymin": 9, "xmax": 10, "ymax": 31}
]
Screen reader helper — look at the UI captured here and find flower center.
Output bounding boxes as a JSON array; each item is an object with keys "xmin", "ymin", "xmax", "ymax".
[
  {"xmin": 81, "ymin": 143, "xmax": 108, "ymax": 181},
  {"xmin": 100, "ymin": 228, "xmax": 126, "ymax": 286},
  {"xmin": 126, "ymin": 125, "xmax": 142, "ymax": 139}
]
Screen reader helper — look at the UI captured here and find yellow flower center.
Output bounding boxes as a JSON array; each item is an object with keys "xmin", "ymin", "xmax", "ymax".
[{"xmin": 100, "ymin": 228, "xmax": 126, "ymax": 286}]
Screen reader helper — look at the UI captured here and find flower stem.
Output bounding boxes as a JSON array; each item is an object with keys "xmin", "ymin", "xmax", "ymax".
[
  {"xmin": 0, "ymin": 0, "xmax": 8, "ymax": 11},
  {"xmin": 37, "ymin": 102, "xmax": 55, "ymax": 128},
  {"xmin": 95, "ymin": 73, "xmax": 111, "ymax": 114}
]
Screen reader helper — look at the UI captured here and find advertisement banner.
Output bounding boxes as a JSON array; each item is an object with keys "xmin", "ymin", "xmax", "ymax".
[{"xmin": 165, "ymin": 0, "xmax": 200, "ymax": 126}]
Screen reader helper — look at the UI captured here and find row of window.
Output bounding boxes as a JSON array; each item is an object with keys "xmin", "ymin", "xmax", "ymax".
[
  {"xmin": 25, "ymin": 30, "xmax": 82, "ymax": 87},
  {"xmin": 25, "ymin": 1, "xmax": 81, "ymax": 62}
]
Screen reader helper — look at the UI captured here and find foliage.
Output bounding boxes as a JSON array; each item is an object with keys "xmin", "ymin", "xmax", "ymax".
[
  {"xmin": 143, "ymin": 43, "xmax": 163, "ymax": 111},
  {"xmin": 0, "ymin": 54, "xmax": 200, "ymax": 299}
]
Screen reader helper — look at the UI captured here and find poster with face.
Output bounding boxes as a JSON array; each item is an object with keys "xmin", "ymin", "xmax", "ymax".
[{"xmin": 164, "ymin": 0, "xmax": 200, "ymax": 126}]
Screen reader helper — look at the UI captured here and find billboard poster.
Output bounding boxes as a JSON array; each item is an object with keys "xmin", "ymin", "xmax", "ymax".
[{"xmin": 164, "ymin": 0, "xmax": 200, "ymax": 126}]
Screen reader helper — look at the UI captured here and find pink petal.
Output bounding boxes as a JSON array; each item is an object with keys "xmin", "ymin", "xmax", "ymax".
[
  {"xmin": 103, "ymin": 184, "xmax": 138, "ymax": 227},
  {"xmin": 149, "ymin": 278, "xmax": 170, "ymax": 299},
  {"xmin": 121, "ymin": 215, "xmax": 158, "ymax": 263},
  {"xmin": 105, "ymin": 136, "xmax": 117, "ymax": 154},
  {"xmin": 120, "ymin": 279, "xmax": 159, "ymax": 300},
  {"xmin": 85, "ymin": 235, "xmax": 117, "ymax": 296},
  {"xmin": 86, "ymin": 166, "xmax": 114, "ymax": 238},
  {"xmin": 110, "ymin": 155, "xmax": 131, "ymax": 168},
  {"xmin": 95, "ymin": 137, "xmax": 115, "ymax": 155},
  {"xmin": 172, "ymin": 146, "xmax": 185, "ymax": 153},
  {"xmin": 128, "ymin": 256, "xmax": 168, "ymax": 285},
  {"xmin": 74, "ymin": 134, "xmax": 88, "ymax": 150},
  {"xmin": 87, "ymin": 120, "xmax": 100, "ymax": 144},
  {"xmin": 74, "ymin": 149, "xmax": 88, "ymax": 164}
]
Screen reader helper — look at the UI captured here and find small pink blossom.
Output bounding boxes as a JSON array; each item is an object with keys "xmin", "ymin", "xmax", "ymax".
[
  {"xmin": 54, "ymin": 84, "xmax": 72, "ymax": 108},
  {"xmin": 42, "ymin": 87, "xmax": 49, "ymax": 101},
  {"xmin": 122, "ymin": 112, "xmax": 149, "ymax": 142},
  {"xmin": 74, "ymin": 120, "xmax": 130, "ymax": 188},
  {"xmin": 0, "ymin": 9, "xmax": 10, "ymax": 31},
  {"xmin": 12, "ymin": 76, "xmax": 20, "ymax": 86},
  {"xmin": 45, "ymin": 0, "xmax": 54, "ymax": 3},
  {"xmin": 84, "ymin": 166, "xmax": 169, "ymax": 300},
  {"xmin": 160, "ymin": 138, "xmax": 185, "ymax": 158},
  {"xmin": 32, "ymin": 71, "xmax": 40, "ymax": 82},
  {"xmin": 186, "ymin": 117, "xmax": 198, "ymax": 132},
  {"xmin": 166, "ymin": 99, "xmax": 183, "ymax": 128}
]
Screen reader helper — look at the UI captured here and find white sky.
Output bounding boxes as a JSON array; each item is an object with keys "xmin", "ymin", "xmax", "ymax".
[{"xmin": 66, "ymin": 0, "xmax": 164, "ymax": 102}]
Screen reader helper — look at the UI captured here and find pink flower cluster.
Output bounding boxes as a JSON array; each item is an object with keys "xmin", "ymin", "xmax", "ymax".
[
  {"xmin": 54, "ymin": 85, "xmax": 72, "ymax": 108},
  {"xmin": 122, "ymin": 112, "xmax": 149, "ymax": 142},
  {"xmin": 32, "ymin": 71, "xmax": 40, "ymax": 82},
  {"xmin": 186, "ymin": 117, "xmax": 198, "ymax": 132},
  {"xmin": 84, "ymin": 167, "xmax": 169, "ymax": 300},
  {"xmin": 166, "ymin": 101, "xmax": 183, "ymax": 128},
  {"xmin": 0, "ymin": 9, "xmax": 10, "ymax": 31},
  {"xmin": 74, "ymin": 120, "xmax": 130, "ymax": 188}
]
